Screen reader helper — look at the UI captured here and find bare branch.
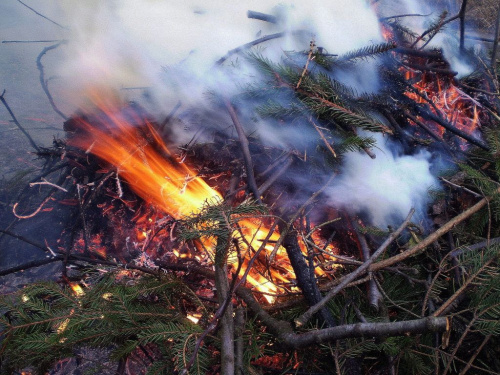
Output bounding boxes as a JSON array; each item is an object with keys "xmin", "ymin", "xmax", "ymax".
[
  {"xmin": 16, "ymin": 0, "xmax": 68, "ymax": 29},
  {"xmin": 225, "ymin": 100, "xmax": 262, "ymax": 204},
  {"xmin": 372, "ymin": 187, "xmax": 500, "ymax": 271},
  {"xmin": 295, "ymin": 209, "xmax": 414, "ymax": 327},
  {"xmin": 36, "ymin": 42, "xmax": 68, "ymax": 120},
  {"xmin": 0, "ymin": 90, "xmax": 40, "ymax": 152},
  {"xmin": 236, "ymin": 287, "xmax": 446, "ymax": 348}
]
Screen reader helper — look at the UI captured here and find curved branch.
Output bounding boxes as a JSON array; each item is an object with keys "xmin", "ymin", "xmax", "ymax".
[
  {"xmin": 36, "ymin": 42, "xmax": 68, "ymax": 120},
  {"xmin": 236, "ymin": 287, "xmax": 446, "ymax": 348}
]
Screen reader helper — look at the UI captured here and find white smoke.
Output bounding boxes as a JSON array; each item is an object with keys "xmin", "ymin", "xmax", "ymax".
[
  {"xmin": 52, "ymin": 0, "xmax": 384, "ymax": 108},
  {"xmin": 326, "ymin": 133, "xmax": 438, "ymax": 227},
  {"xmin": 39, "ymin": 0, "xmax": 444, "ymax": 227},
  {"xmin": 376, "ymin": 0, "xmax": 473, "ymax": 77}
]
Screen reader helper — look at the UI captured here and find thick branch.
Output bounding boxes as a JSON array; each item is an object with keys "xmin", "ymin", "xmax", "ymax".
[
  {"xmin": 278, "ymin": 218, "xmax": 336, "ymax": 327},
  {"xmin": 284, "ymin": 317, "xmax": 447, "ymax": 348},
  {"xmin": 416, "ymin": 106, "xmax": 490, "ymax": 150},
  {"xmin": 247, "ymin": 10, "xmax": 277, "ymax": 24},
  {"xmin": 236, "ymin": 288, "xmax": 446, "ymax": 348}
]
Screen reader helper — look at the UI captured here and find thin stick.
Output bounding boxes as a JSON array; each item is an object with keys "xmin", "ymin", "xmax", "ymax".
[
  {"xmin": 296, "ymin": 40, "xmax": 315, "ymax": 90},
  {"xmin": 12, "ymin": 196, "xmax": 52, "ymax": 219},
  {"xmin": 379, "ymin": 13, "xmax": 431, "ymax": 21},
  {"xmin": 0, "ymin": 229, "xmax": 54, "ymax": 253},
  {"xmin": 0, "ymin": 256, "xmax": 62, "ymax": 277},
  {"xmin": 0, "ymin": 90, "xmax": 40, "ymax": 152},
  {"xmin": 258, "ymin": 157, "xmax": 293, "ymax": 195},
  {"xmin": 458, "ymin": 334, "xmax": 492, "ymax": 375},
  {"xmin": 491, "ymin": 4, "xmax": 500, "ymax": 71},
  {"xmin": 411, "ymin": 0, "xmax": 468, "ymax": 48},
  {"xmin": 372, "ymin": 186, "xmax": 500, "ymax": 271},
  {"xmin": 464, "ymin": 34, "xmax": 497, "ymax": 43},
  {"xmin": 295, "ymin": 209, "xmax": 415, "ymax": 327},
  {"xmin": 308, "ymin": 117, "xmax": 336, "ymax": 158},
  {"xmin": 29, "ymin": 178, "xmax": 68, "ymax": 192},
  {"xmin": 439, "ymin": 177, "xmax": 481, "ymax": 198},
  {"xmin": 160, "ymin": 101, "xmax": 181, "ymax": 128},
  {"xmin": 225, "ymin": 100, "xmax": 262, "ymax": 203},
  {"xmin": 434, "ymin": 256, "xmax": 496, "ymax": 317},
  {"xmin": 216, "ymin": 30, "xmax": 308, "ymax": 66},
  {"xmin": 459, "ymin": 0, "xmax": 468, "ymax": 52},
  {"xmin": 457, "ymin": 82, "xmax": 499, "ymax": 96},
  {"xmin": 36, "ymin": 42, "xmax": 68, "ymax": 120},
  {"xmin": 2, "ymin": 40, "xmax": 63, "ymax": 44},
  {"xmin": 16, "ymin": 0, "xmax": 67, "ymax": 29}
]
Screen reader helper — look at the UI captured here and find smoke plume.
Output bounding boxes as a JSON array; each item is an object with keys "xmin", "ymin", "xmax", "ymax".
[
  {"xmin": 37, "ymin": 0, "xmax": 458, "ymax": 227},
  {"xmin": 326, "ymin": 133, "xmax": 438, "ymax": 227}
]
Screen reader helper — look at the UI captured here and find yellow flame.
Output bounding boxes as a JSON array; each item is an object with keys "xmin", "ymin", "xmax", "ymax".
[
  {"xmin": 186, "ymin": 313, "xmax": 201, "ymax": 324},
  {"xmin": 70, "ymin": 283, "xmax": 85, "ymax": 297}
]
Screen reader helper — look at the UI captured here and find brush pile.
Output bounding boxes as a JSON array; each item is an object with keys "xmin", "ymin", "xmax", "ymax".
[{"xmin": 1, "ymin": 3, "xmax": 500, "ymax": 374}]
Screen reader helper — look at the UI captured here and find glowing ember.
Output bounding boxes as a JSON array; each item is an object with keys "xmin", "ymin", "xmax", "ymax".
[{"xmin": 404, "ymin": 68, "xmax": 481, "ymax": 145}]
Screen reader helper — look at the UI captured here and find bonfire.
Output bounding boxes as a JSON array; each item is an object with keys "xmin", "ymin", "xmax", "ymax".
[{"xmin": 1, "ymin": 1, "xmax": 500, "ymax": 374}]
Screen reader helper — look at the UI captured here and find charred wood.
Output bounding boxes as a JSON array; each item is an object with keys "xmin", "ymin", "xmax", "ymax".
[
  {"xmin": 0, "ymin": 256, "xmax": 62, "ymax": 277},
  {"xmin": 415, "ymin": 105, "xmax": 490, "ymax": 150},
  {"xmin": 278, "ymin": 219, "xmax": 337, "ymax": 327}
]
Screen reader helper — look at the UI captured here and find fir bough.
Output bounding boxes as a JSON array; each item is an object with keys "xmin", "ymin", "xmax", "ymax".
[{"xmin": 0, "ymin": 273, "xmax": 211, "ymax": 374}]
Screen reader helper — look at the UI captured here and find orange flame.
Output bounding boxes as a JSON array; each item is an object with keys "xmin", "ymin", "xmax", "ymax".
[{"xmin": 68, "ymin": 92, "xmax": 335, "ymax": 303}]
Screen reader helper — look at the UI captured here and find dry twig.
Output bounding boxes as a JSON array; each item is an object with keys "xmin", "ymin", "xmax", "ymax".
[
  {"xmin": 225, "ymin": 100, "xmax": 262, "ymax": 204},
  {"xmin": 295, "ymin": 209, "xmax": 415, "ymax": 327}
]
